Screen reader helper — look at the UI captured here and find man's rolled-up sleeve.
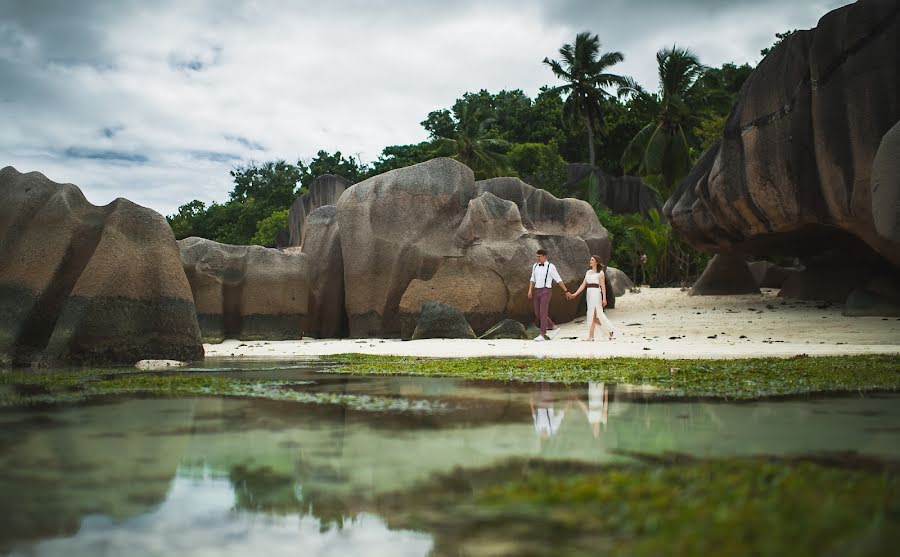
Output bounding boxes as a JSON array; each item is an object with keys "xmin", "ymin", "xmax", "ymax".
[{"xmin": 550, "ymin": 264, "xmax": 563, "ymax": 284}]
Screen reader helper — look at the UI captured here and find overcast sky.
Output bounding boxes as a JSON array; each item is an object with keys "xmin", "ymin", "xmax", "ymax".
[{"xmin": 0, "ymin": 0, "xmax": 848, "ymax": 217}]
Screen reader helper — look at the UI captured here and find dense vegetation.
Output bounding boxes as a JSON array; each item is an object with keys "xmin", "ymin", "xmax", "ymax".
[{"xmin": 166, "ymin": 33, "xmax": 784, "ymax": 285}]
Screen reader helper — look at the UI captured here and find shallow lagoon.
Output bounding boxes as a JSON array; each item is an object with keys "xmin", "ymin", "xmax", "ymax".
[{"xmin": 1, "ymin": 360, "xmax": 898, "ymax": 556}]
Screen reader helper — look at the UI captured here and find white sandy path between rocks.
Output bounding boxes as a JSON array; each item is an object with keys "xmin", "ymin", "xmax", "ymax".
[{"xmin": 204, "ymin": 288, "xmax": 900, "ymax": 360}]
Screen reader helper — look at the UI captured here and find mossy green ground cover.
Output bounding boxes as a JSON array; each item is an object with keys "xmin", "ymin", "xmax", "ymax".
[
  {"xmin": 378, "ymin": 456, "xmax": 900, "ymax": 557},
  {"xmin": 1, "ymin": 354, "xmax": 898, "ymax": 406},
  {"xmin": 333, "ymin": 354, "xmax": 900, "ymax": 399}
]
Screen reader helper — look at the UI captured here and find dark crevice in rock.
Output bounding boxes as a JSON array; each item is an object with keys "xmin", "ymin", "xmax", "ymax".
[
  {"xmin": 737, "ymin": 3, "xmax": 899, "ymax": 134},
  {"xmin": 222, "ymin": 283, "xmax": 243, "ymax": 339},
  {"xmin": 813, "ymin": 2, "xmax": 900, "ymax": 89},
  {"xmin": 13, "ymin": 221, "xmax": 104, "ymax": 364}
]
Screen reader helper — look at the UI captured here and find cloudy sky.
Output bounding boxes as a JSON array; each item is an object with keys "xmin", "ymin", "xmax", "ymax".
[{"xmin": 1, "ymin": 0, "xmax": 847, "ymax": 217}]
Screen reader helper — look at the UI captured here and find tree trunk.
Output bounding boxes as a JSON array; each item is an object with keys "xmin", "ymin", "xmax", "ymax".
[{"xmin": 585, "ymin": 117, "xmax": 596, "ymax": 167}]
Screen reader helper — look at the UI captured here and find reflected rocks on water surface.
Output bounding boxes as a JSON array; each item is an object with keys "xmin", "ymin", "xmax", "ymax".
[{"xmin": 1, "ymin": 367, "xmax": 899, "ymax": 556}]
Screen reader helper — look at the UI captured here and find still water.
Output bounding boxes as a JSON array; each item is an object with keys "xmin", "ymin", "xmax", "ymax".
[{"xmin": 1, "ymin": 361, "xmax": 898, "ymax": 556}]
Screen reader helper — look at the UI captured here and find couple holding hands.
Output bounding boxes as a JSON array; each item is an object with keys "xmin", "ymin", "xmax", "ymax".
[{"xmin": 527, "ymin": 249, "xmax": 616, "ymax": 342}]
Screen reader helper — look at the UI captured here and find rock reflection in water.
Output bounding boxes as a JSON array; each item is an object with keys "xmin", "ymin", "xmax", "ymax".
[{"xmin": 1, "ymin": 372, "xmax": 899, "ymax": 555}]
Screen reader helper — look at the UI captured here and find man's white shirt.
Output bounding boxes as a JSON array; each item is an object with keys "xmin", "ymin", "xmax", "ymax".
[{"xmin": 530, "ymin": 262, "xmax": 562, "ymax": 288}]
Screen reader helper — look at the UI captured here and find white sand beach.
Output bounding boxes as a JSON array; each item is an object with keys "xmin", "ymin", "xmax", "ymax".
[{"xmin": 204, "ymin": 288, "xmax": 900, "ymax": 360}]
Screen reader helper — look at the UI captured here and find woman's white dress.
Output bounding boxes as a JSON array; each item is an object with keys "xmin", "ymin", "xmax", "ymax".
[{"xmin": 585, "ymin": 270, "xmax": 615, "ymax": 337}]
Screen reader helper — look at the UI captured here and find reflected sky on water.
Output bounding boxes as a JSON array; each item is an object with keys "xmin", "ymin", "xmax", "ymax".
[{"xmin": 1, "ymin": 365, "xmax": 898, "ymax": 555}]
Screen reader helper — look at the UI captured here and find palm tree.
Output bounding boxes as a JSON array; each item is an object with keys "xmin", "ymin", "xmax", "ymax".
[
  {"xmin": 433, "ymin": 103, "xmax": 510, "ymax": 180},
  {"xmin": 543, "ymin": 32, "xmax": 628, "ymax": 170},
  {"xmin": 620, "ymin": 46, "xmax": 706, "ymax": 199}
]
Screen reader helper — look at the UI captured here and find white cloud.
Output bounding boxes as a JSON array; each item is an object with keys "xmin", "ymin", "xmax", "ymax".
[{"xmin": 0, "ymin": 0, "xmax": 850, "ymax": 216}]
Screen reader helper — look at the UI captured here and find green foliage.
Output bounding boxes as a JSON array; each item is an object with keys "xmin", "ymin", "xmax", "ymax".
[
  {"xmin": 594, "ymin": 207, "xmax": 631, "ymax": 269},
  {"xmin": 432, "ymin": 103, "xmax": 512, "ymax": 180},
  {"xmin": 508, "ymin": 141, "xmax": 567, "ymax": 194},
  {"xmin": 230, "ymin": 160, "xmax": 301, "ymax": 208},
  {"xmin": 167, "ymin": 38, "xmax": 758, "ymax": 255},
  {"xmin": 693, "ymin": 114, "xmax": 727, "ymax": 151},
  {"xmin": 621, "ymin": 46, "xmax": 706, "ymax": 198},
  {"xmin": 250, "ymin": 208, "xmax": 289, "ymax": 246},
  {"xmin": 298, "ymin": 150, "xmax": 366, "ymax": 187},
  {"xmin": 421, "ymin": 109, "xmax": 456, "ymax": 139},
  {"xmin": 334, "ymin": 354, "xmax": 900, "ymax": 400},
  {"xmin": 544, "ymin": 32, "xmax": 629, "ymax": 168},
  {"xmin": 596, "ymin": 207, "xmax": 708, "ymax": 286},
  {"xmin": 167, "ymin": 159, "xmax": 302, "ymax": 245},
  {"xmin": 167, "ymin": 199, "xmax": 206, "ymax": 239},
  {"xmin": 760, "ymin": 30, "xmax": 797, "ymax": 57},
  {"xmin": 402, "ymin": 457, "xmax": 900, "ymax": 557},
  {"xmin": 3, "ymin": 355, "xmax": 898, "ymax": 407},
  {"xmin": 365, "ymin": 142, "xmax": 438, "ymax": 177}
]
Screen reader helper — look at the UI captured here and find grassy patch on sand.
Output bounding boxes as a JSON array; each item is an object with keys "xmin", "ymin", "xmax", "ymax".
[
  {"xmin": 0, "ymin": 368, "xmax": 447, "ymax": 412},
  {"xmin": 376, "ymin": 455, "xmax": 900, "ymax": 557},
  {"xmin": 0, "ymin": 368, "xmax": 261, "ymax": 407},
  {"xmin": 332, "ymin": 354, "xmax": 900, "ymax": 399}
]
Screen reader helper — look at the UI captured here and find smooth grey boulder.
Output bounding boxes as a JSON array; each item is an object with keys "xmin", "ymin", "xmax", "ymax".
[
  {"xmin": 478, "ymin": 319, "xmax": 528, "ymax": 340},
  {"xmin": 410, "ymin": 301, "xmax": 476, "ymax": 340},
  {"xmin": 179, "ymin": 237, "xmax": 310, "ymax": 342},
  {"xmin": 778, "ymin": 263, "xmax": 872, "ymax": 302},
  {"xmin": 287, "ymin": 174, "xmax": 350, "ymax": 248},
  {"xmin": 605, "ymin": 267, "xmax": 635, "ymax": 298},
  {"xmin": 689, "ymin": 254, "xmax": 760, "ymax": 296},
  {"xmin": 339, "ymin": 158, "xmax": 608, "ymax": 337},
  {"xmin": 665, "ymin": 0, "xmax": 900, "ymax": 296},
  {"xmin": 748, "ymin": 261, "xmax": 801, "ymax": 289},
  {"xmin": 295, "ymin": 205, "xmax": 347, "ymax": 338},
  {"xmin": 872, "ymin": 120, "xmax": 900, "ymax": 244},
  {"xmin": 842, "ymin": 288, "xmax": 900, "ymax": 317},
  {"xmin": 0, "ymin": 166, "xmax": 203, "ymax": 367}
]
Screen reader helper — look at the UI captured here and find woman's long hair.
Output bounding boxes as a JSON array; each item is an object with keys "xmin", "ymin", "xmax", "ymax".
[{"xmin": 590, "ymin": 255, "xmax": 605, "ymax": 273}]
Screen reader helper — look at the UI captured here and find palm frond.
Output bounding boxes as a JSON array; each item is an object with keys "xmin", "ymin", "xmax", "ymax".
[{"xmin": 621, "ymin": 122, "xmax": 656, "ymax": 173}]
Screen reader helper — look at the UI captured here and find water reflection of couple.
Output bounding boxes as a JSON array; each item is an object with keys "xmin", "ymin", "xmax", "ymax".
[{"xmin": 530, "ymin": 381, "xmax": 611, "ymax": 440}]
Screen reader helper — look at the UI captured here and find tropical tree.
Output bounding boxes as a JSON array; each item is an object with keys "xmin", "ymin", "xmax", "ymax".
[
  {"xmin": 432, "ymin": 103, "xmax": 510, "ymax": 179},
  {"xmin": 543, "ymin": 32, "xmax": 628, "ymax": 169},
  {"xmin": 298, "ymin": 150, "xmax": 367, "ymax": 187},
  {"xmin": 620, "ymin": 45, "xmax": 706, "ymax": 199}
]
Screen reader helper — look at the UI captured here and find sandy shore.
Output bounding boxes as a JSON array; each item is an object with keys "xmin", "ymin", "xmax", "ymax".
[{"xmin": 204, "ymin": 288, "xmax": 900, "ymax": 360}]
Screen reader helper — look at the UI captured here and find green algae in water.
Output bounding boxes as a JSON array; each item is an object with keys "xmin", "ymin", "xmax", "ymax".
[
  {"xmin": 332, "ymin": 354, "xmax": 900, "ymax": 399},
  {"xmin": 0, "ymin": 368, "xmax": 451, "ymax": 413},
  {"xmin": 376, "ymin": 456, "xmax": 900, "ymax": 557}
]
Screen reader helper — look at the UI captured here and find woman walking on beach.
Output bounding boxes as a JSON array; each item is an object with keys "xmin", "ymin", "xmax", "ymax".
[{"xmin": 567, "ymin": 255, "xmax": 616, "ymax": 341}]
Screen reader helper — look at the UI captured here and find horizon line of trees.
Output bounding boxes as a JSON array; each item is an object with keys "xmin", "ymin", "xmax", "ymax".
[{"xmin": 168, "ymin": 31, "xmax": 790, "ymax": 285}]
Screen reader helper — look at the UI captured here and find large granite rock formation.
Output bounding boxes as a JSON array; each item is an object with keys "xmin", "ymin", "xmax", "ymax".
[
  {"xmin": 0, "ymin": 167, "xmax": 203, "ymax": 367},
  {"xmin": 748, "ymin": 260, "xmax": 801, "ymax": 289},
  {"xmin": 605, "ymin": 267, "xmax": 635, "ymax": 297},
  {"xmin": 338, "ymin": 158, "xmax": 610, "ymax": 337},
  {"xmin": 293, "ymin": 205, "xmax": 347, "ymax": 338},
  {"xmin": 178, "ymin": 237, "xmax": 309, "ymax": 342},
  {"xmin": 872, "ymin": 120, "xmax": 900, "ymax": 244},
  {"xmin": 689, "ymin": 254, "xmax": 761, "ymax": 296},
  {"xmin": 410, "ymin": 301, "xmax": 476, "ymax": 340},
  {"xmin": 287, "ymin": 174, "xmax": 350, "ymax": 248},
  {"xmin": 664, "ymin": 0, "xmax": 900, "ymax": 302},
  {"xmin": 478, "ymin": 319, "xmax": 528, "ymax": 340},
  {"xmin": 565, "ymin": 164, "xmax": 662, "ymax": 217}
]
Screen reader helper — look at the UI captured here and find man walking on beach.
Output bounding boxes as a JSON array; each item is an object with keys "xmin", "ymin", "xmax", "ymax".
[{"xmin": 528, "ymin": 249, "xmax": 569, "ymax": 341}]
